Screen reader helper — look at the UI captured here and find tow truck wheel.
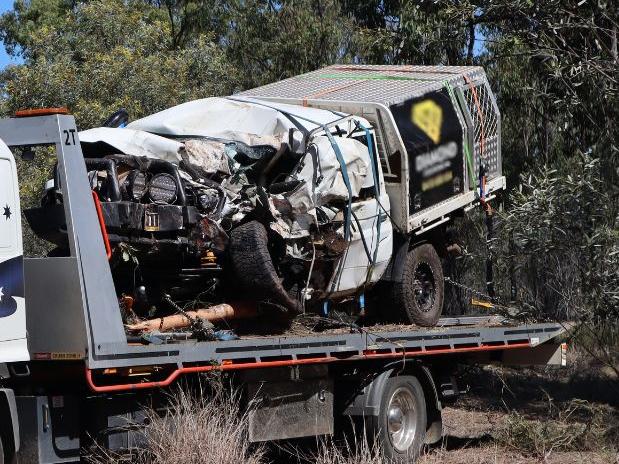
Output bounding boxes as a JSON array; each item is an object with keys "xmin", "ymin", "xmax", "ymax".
[
  {"xmin": 368, "ymin": 375, "xmax": 427, "ymax": 462},
  {"xmin": 392, "ymin": 244, "xmax": 443, "ymax": 327}
]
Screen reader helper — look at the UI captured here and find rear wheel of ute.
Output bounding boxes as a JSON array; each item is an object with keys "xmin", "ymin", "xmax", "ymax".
[
  {"xmin": 392, "ymin": 243, "xmax": 443, "ymax": 327},
  {"xmin": 367, "ymin": 375, "xmax": 427, "ymax": 462}
]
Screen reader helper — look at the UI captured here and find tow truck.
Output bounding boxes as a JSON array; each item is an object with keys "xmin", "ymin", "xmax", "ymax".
[{"xmin": 0, "ymin": 95, "xmax": 568, "ymax": 463}]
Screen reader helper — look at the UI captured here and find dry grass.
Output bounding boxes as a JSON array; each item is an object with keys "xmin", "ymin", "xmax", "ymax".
[
  {"xmin": 88, "ymin": 380, "xmax": 265, "ymax": 464},
  {"xmin": 495, "ymin": 399, "xmax": 619, "ymax": 458},
  {"xmin": 140, "ymin": 384, "xmax": 265, "ymax": 464},
  {"xmin": 419, "ymin": 446, "xmax": 618, "ymax": 464},
  {"xmin": 313, "ymin": 434, "xmax": 387, "ymax": 464},
  {"xmin": 87, "ymin": 359, "xmax": 618, "ymax": 464}
]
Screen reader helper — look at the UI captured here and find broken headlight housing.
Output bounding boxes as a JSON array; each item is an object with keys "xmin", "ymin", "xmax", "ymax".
[{"xmin": 127, "ymin": 170, "xmax": 148, "ymax": 201}]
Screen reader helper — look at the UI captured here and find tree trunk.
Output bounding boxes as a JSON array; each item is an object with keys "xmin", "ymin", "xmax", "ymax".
[{"xmin": 467, "ymin": 20, "xmax": 475, "ymax": 63}]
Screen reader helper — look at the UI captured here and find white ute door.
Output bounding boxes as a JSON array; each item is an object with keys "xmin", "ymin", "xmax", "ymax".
[
  {"xmin": 0, "ymin": 139, "xmax": 28, "ymax": 362},
  {"xmin": 328, "ymin": 132, "xmax": 394, "ymax": 295}
]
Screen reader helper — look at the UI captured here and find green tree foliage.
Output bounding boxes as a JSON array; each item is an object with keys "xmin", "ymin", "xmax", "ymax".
[
  {"xmin": 223, "ymin": 0, "xmax": 351, "ymax": 88},
  {"xmin": 504, "ymin": 157, "xmax": 618, "ymax": 321},
  {"xmin": 1, "ymin": 0, "xmax": 238, "ymax": 128},
  {"xmin": 0, "ymin": 0, "xmax": 73, "ymax": 57},
  {"xmin": 0, "ymin": 0, "xmax": 617, "ymax": 327},
  {"xmin": 474, "ymin": 0, "xmax": 619, "ymax": 186}
]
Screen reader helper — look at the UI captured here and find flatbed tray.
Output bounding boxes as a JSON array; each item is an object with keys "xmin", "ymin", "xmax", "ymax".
[{"xmin": 87, "ymin": 316, "xmax": 568, "ymax": 370}]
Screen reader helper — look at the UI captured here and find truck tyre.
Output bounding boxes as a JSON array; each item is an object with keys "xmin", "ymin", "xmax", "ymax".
[
  {"xmin": 229, "ymin": 220, "xmax": 301, "ymax": 315},
  {"xmin": 367, "ymin": 375, "xmax": 427, "ymax": 462},
  {"xmin": 392, "ymin": 244, "xmax": 443, "ymax": 327}
]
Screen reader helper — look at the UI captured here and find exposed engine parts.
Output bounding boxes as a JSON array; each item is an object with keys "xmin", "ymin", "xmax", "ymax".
[{"xmin": 26, "ymin": 97, "xmax": 394, "ymax": 336}]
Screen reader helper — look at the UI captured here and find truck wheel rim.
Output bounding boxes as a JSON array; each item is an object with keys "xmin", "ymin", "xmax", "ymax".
[
  {"xmin": 387, "ymin": 386, "xmax": 417, "ymax": 452},
  {"xmin": 414, "ymin": 262, "xmax": 435, "ymax": 312}
]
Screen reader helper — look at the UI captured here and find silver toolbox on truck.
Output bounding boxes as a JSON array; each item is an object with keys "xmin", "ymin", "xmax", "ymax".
[{"xmin": 239, "ymin": 64, "xmax": 505, "ymax": 233}]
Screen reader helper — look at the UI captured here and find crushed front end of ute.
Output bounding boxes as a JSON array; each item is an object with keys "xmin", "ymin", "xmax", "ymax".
[{"xmin": 26, "ymin": 96, "xmax": 392, "ymax": 339}]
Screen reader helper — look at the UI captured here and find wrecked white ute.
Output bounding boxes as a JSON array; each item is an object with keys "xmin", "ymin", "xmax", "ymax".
[{"xmin": 29, "ymin": 97, "xmax": 406, "ymax": 326}]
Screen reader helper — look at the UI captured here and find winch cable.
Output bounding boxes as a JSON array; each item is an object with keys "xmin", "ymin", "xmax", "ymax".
[
  {"xmin": 479, "ymin": 163, "xmax": 495, "ymax": 298},
  {"xmin": 302, "ymin": 239, "xmax": 317, "ymax": 314},
  {"xmin": 485, "ymin": 201, "xmax": 495, "ymax": 299},
  {"xmin": 464, "ymin": 77, "xmax": 496, "ymax": 299},
  {"xmin": 351, "ymin": 210, "xmax": 373, "ymax": 263}
]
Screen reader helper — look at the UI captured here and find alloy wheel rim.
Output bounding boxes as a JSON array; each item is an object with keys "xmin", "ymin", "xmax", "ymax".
[
  {"xmin": 413, "ymin": 261, "xmax": 436, "ymax": 312},
  {"xmin": 387, "ymin": 386, "xmax": 417, "ymax": 452}
]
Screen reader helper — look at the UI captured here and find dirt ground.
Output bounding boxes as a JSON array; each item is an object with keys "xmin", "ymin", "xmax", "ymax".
[
  {"xmin": 418, "ymin": 352, "xmax": 619, "ymax": 464},
  {"xmin": 265, "ymin": 349, "xmax": 618, "ymax": 464},
  {"xmin": 419, "ymin": 408, "xmax": 617, "ymax": 463}
]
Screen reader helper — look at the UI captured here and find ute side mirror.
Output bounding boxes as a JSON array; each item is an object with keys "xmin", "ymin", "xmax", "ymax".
[{"xmin": 103, "ymin": 108, "xmax": 129, "ymax": 128}]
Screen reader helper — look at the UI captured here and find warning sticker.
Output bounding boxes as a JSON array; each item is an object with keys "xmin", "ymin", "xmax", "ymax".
[{"xmin": 412, "ymin": 100, "xmax": 443, "ymax": 144}]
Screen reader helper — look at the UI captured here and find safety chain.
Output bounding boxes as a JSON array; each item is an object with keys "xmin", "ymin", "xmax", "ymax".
[
  {"xmin": 444, "ymin": 276, "xmax": 532, "ymax": 319},
  {"xmin": 163, "ymin": 295, "xmax": 216, "ymax": 341}
]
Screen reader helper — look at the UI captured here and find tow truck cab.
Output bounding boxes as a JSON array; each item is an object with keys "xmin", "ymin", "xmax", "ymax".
[
  {"xmin": 0, "ymin": 138, "xmax": 27, "ymax": 362},
  {"xmin": 0, "ymin": 138, "xmax": 26, "ymax": 464}
]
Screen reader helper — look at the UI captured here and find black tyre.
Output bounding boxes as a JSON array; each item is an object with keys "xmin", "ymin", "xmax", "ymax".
[
  {"xmin": 391, "ymin": 243, "xmax": 443, "ymax": 327},
  {"xmin": 0, "ymin": 433, "xmax": 4, "ymax": 464},
  {"xmin": 229, "ymin": 220, "xmax": 301, "ymax": 315},
  {"xmin": 367, "ymin": 375, "xmax": 427, "ymax": 462}
]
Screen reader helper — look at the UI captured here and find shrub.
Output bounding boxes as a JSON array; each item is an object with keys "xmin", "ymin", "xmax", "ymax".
[{"xmin": 88, "ymin": 380, "xmax": 265, "ymax": 464}]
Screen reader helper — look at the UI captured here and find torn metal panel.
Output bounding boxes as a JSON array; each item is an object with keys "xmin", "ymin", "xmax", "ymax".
[
  {"xmin": 128, "ymin": 97, "xmax": 347, "ymax": 143},
  {"xmin": 128, "ymin": 97, "xmax": 295, "ymax": 137},
  {"xmin": 42, "ymin": 96, "xmax": 389, "ymax": 325},
  {"xmin": 179, "ymin": 139, "xmax": 231, "ymax": 178},
  {"xmin": 265, "ymin": 134, "xmax": 377, "ymax": 241},
  {"xmin": 293, "ymin": 135, "xmax": 372, "ymax": 206}
]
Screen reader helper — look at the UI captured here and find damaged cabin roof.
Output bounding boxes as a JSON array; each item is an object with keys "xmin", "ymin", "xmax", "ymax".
[{"xmin": 238, "ymin": 64, "xmax": 487, "ymax": 107}]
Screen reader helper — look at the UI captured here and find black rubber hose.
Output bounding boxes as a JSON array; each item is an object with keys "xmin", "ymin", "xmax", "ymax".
[{"xmin": 103, "ymin": 108, "xmax": 129, "ymax": 128}]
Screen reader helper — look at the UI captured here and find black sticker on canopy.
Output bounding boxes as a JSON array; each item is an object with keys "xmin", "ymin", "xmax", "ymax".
[{"xmin": 390, "ymin": 88, "xmax": 464, "ymax": 212}]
